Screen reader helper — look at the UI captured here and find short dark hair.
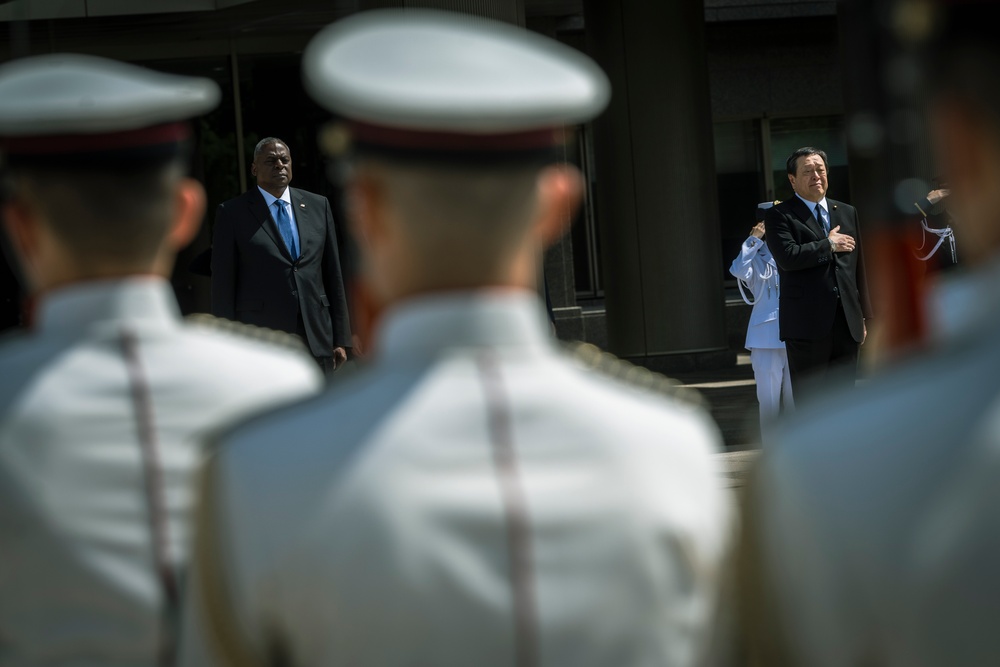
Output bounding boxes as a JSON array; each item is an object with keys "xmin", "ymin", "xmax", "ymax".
[
  {"xmin": 786, "ymin": 147, "xmax": 829, "ymax": 176},
  {"xmin": 358, "ymin": 157, "xmax": 544, "ymax": 281},
  {"xmin": 253, "ymin": 137, "xmax": 289, "ymax": 160},
  {"xmin": 12, "ymin": 162, "xmax": 182, "ymax": 263}
]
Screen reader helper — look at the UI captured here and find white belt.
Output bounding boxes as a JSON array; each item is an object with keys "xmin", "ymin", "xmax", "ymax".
[{"xmin": 738, "ymin": 263, "xmax": 777, "ymax": 306}]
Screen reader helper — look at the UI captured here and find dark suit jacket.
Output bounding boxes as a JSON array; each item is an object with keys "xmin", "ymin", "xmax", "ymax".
[
  {"xmin": 211, "ymin": 187, "xmax": 351, "ymax": 358},
  {"xmin": 764, "ymin": 196, "xmax": 872, "ymax": 342}
]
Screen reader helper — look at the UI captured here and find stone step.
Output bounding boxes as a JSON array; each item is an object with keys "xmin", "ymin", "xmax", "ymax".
[{"xmin": 671, "ymin": 353, "xmax": 762, "ymax": 450}]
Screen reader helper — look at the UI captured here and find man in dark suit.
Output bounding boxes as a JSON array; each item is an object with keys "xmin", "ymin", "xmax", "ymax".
[
  {"xmin": 765, "ymin": 147, "xmax": 872, "ymax": 396},
  {"xmin": 211, "ymin": 137, "xmax": 351, "ymax": 372}
]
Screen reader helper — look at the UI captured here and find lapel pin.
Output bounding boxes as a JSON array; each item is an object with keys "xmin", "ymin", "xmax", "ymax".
[
  {"xmin": 832, "ymin": 205, "xmax": 838, "ymax": 210},
  {"xmin": 299, "ymin": 203, "xmax": 306, "ymax": 208}
]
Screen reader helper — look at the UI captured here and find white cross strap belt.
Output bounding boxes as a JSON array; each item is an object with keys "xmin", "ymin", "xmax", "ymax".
[{"xmin": 915, "ymin": 216, "xmax": 957, "ymax": 263}]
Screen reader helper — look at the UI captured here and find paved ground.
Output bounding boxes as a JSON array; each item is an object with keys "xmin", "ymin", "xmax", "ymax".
[
  {"xmin": 671, "ymin": 353, "xmax": 760, "ymax": 449},
  {"xmin": 715, "ymin": 449, "xmax": 758, "ymax": 490}
]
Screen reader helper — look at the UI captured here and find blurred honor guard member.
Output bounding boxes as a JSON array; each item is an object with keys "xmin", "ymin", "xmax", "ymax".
[
  {"xmin": 744, "ymin": 4, "xmax": 1000, "ymax": 666},
  {"xmin": 765, "ymin": 148, "xmax": 873, "ymax": 396},
  {"xmin": 0, "ymin": 55, "xmax": 322, "ymax": 666},
  {"xmin": 182, "ymin": 10, "xmax": 732, "ymax": 667},
  {"xmin": 730, "ymin": 203, "xmax": 793, "ymax": 424},
  {"xmin": 210, "ymin": 135, "xmax": 352, "ymax": 373}
]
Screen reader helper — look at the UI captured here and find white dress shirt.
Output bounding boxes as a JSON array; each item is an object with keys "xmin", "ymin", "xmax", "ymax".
[
  {"xmin": 257, "ymin": 185, "xmax": 301, "ymax": 252},
  {"xmin": 795, "ymin": 192, "xmax": 830, "ymax": 232}
]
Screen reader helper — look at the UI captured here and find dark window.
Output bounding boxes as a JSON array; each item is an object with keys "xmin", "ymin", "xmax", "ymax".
[
  {"xmin": 769, "ymin": 115, "xmax": 850, "ymax": 204},
  {"xmin": 715, "ymin": 119, "xmax": 765, "ymax": 282}
]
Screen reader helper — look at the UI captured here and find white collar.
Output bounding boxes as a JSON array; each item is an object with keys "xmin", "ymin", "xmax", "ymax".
[
  {"xmin": 35, "ymin": 277, "xmax": 180, "ymax": 335},
  {"xmin": 795, "ymin": 193, "xmax": 828, "ymax": 213},
  {"xmin": 374, "ymin": 290, "xmax": 553, "ymax": 366},
  {"xmin": 257, "ymin": 185, "xmax": 292, "ymax": 208}
]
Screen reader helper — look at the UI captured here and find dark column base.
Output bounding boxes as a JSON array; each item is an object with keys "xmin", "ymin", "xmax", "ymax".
[{"xmin": 551, "ymin": 306, "xmax": 583, "ymax": 340}]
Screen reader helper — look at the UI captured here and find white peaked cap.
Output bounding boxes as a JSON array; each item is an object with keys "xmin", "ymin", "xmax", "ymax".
[
  {"xmin": 302, "ymin": 9, "xmax": 610, "ymax": 139},
  {"xmin": 0, "ymin": 53, "xmax": 220, "ymax": 137}
]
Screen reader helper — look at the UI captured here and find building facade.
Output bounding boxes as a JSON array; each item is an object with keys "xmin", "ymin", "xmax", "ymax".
[{"xmin": 0, "ymin": 0, "xmax": 847, "ymax": 370}]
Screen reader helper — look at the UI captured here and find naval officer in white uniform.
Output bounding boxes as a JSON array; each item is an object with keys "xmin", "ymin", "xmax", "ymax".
[
  {"xmin": 0, "ymin": 55, "xmax": 323, "ymax": 666},
  {"xmin": 741, "ymin": 4, "xmax": 1000, "ymax": 665},
  {"xmin": 181, "ymin": 10, "xmax": 733, "ymax": 667},
  {"xmin": 730, "ymin": 212, "xmax": 793, "ymax": 424}
]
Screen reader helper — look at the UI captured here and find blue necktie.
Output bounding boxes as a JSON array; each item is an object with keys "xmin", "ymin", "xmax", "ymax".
[
  {"xmin": 274, "ymin": 199, "xmax": 299, "ymax": 259},
  {"xmin": 815, "ymin": 204, "xmax": 829, "ymax": 234}
]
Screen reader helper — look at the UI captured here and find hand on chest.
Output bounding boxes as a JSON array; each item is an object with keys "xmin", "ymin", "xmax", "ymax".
[{"xmin": 793, "ymin": 208, "xmax": 851, "ymax": 240}]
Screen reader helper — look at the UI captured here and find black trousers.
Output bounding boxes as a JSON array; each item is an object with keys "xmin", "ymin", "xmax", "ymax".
[{"xmin": 783, "ymin": 300, "xmax": 860, "ymax": 400}]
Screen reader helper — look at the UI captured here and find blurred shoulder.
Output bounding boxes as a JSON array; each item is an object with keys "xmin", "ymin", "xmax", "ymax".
[
  {"xmin": 760, "ymin": 333, "xmax": 1000, "ymax": 513},
  {"xmin": 0, "ymin": 326, "xmax": 30, "ymax": 354},
  {"xmin": 0, "ymin": 330, "xmax": 60, "ymax": 414},
  {"xmin": 183, "ymin": 313, "xmax": 321, "ymax": 380},
  {"xmin": 212, "ymin": 358, "xmax": 379, "ymax": 453},
  {"xmin": 564, "ymin": 342, "xmax": 706, "ymax": 412},
  {"xmin": 558, "ymin": 344, "xmax": 728, "ymax": 526},
  {"xmin": 186, "ymin": 312, "xmax": 306, "ymax": 350},
  {"xmin": 560, "ymin": 342, "xmax": 721, "ymax": 463}
]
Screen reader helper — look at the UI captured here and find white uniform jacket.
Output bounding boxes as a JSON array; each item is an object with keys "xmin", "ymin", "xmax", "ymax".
[
  {"xmin": 0, "ymin": 278, "xmax": 322, "ymax": 667},
  {"xmin": 729, "ymin": 236, "xmax": 784, "ymax": 350},
  {"xmin": 182, "ymin": 292, "xmax": 733, "ymax": 667},
  {"xmin": 751, "ymin": 257, "xmax": 1000, "ymax": 667}
]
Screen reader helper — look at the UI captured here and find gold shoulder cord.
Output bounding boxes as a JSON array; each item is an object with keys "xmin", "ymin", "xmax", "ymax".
[
  {"xmin": 185, "ymin": 313, "xmax": 310, "ymax": 353},
  {"xmin": 564, "ymin": 342, "xmax": 706, "ymax": 410}
]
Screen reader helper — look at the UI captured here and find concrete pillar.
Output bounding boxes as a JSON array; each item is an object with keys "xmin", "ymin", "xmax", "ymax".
[{"xmin": 583, "ymin": 0, "xmax": 730, "ymax": 371}]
